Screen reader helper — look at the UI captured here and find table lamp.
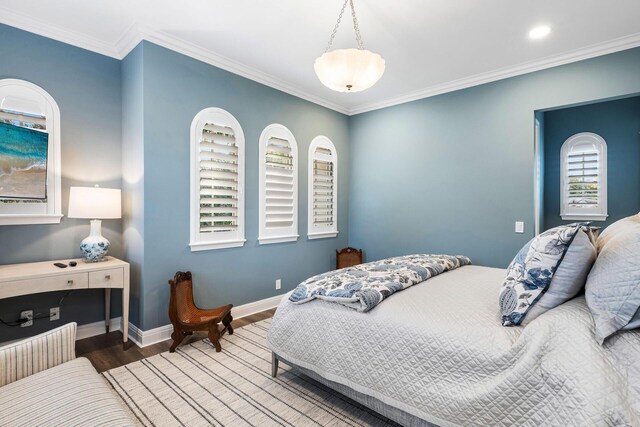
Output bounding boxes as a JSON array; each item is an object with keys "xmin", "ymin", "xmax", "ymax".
[{"xmin": 68, "ymin": 185, "xmax": 122, "ymax": 262}]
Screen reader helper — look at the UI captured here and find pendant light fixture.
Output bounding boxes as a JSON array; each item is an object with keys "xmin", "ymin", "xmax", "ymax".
[{"xmin": 314, "ymin": 0, "xmax": 385, "ymax": 93}]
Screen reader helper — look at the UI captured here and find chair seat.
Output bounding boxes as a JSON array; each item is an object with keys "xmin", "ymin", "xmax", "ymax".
[{"xmin": 179, "ymin": 304, "xmax": 232, "ymax": 325}]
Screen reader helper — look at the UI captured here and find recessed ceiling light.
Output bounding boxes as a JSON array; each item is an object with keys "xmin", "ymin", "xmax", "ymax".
[{"xmin": 529, "ymin": 25, "xmax": 551, "ymax": 40}]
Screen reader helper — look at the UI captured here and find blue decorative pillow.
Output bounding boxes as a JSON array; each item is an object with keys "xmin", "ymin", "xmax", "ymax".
[{"xmin": 499, "ymin": 223, "xmax": 589, "ymax": 326}]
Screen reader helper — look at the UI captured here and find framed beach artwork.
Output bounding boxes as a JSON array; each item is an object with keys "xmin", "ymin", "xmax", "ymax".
[{"xmin": 0, "ymin": 121, "xmax": 49, "ymax": 200}]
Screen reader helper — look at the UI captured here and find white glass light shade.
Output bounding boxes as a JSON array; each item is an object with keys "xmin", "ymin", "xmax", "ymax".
[
  {"xmin": 68, "ymin": 186, "xmax": 122, "ymax": 219},
  {"xmin": 314, "ymin": 48, "xmax": 385, "ymax": 93}
]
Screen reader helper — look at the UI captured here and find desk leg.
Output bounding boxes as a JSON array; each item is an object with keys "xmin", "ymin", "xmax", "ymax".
[
  {"xmin": 105, "ymin": 289, "xmax": 111, "ymax": 333},
  {"xmin": 122, "ymin": 265, "xmax": 130, "ymax": 350}
]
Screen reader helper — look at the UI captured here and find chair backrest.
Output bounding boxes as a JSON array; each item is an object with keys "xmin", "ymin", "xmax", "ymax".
[
  {"xmin": 336, "ymin": 247, "xmax": 363, "ymax": 269},
  {"xmin": 168, "ymin": 271, "xmax": 198, "ymax": 325}
]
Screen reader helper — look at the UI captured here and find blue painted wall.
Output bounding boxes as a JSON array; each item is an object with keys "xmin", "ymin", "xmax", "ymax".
[
  {"xmin": 121, "ymin": 44, "xmax": 145, "ymax": 326},
  {"xmin": 0, "ymin": 24, "xmax": 123, "ymax": 340},
  {"xmin": 135, "ymin": 42, "xmax": 350, "ymax": 330},
  {"xmin": 543, "ymin": 96, "xmax": 640, "ymax": 230},
  {"xmin": 348, "ymin": 47, "xmax": 640, "ymax": 268}
]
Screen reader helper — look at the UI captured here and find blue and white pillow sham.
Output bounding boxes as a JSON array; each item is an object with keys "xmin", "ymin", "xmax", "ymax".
[{"xmin": 499, "ymin": 223, "xmax": 590, "ymax": 326}]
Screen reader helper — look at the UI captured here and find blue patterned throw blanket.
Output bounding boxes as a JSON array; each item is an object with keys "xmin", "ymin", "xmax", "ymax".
[{"xmin": 289, "ymin": 254, "xmax": 471, "ymax": 312}]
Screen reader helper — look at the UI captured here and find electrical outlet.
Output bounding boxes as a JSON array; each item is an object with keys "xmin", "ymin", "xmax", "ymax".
[
  {"xmin": 275, "ymin": 279, "xmax": 282, "ymax": 290},
  {"xmin": 20, "ymin": 310, "xmax": 33, "ymax": 327},
  {"xmin": 515, "ymin": 221, "xmax": 525, "ymax": 234},
  {"xmin": 50, "ymin": 307, "xmax": 60, "ymax": 321}
]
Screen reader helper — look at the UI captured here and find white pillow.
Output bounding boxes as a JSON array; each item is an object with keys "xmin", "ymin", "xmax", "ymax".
[
  {"xmin": 522, "ymin": 229, "xmax": 597, "ymax": 325},
  {"xmin": 596, "ymin": 212, "xmax": 640, "ymax": 253},
  {"xmin": 586, "ymin": 219, "xmax": 640, "ymax": 344}
]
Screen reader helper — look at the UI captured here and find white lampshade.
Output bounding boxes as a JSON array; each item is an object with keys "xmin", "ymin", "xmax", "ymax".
[
  {"xmin": 68, "ymin": 186, "xmax": 122, "ymax": 219},
  {"xmin": 314, "ymin": 48, "xmax": 385, "ymax": 93}
]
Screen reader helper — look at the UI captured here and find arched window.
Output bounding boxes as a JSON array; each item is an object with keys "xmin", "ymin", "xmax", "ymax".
[
  {"xmin": 0, "ymin": 79, "xmax": 62, "ymax": 225},
  {"xmin": 308, "ymin": 136, "xmax": 338, "ymax": 239},
  {"xmin": 560, "ymin": 132, "xmax": 607, "ymax": 221},
  {"xmin": 258, "ymin": 124, "xmax": 298, "ymax": 244},
  {"xmin": 190, "ymin": 108, "xmax": 245, "ymax": 251}
]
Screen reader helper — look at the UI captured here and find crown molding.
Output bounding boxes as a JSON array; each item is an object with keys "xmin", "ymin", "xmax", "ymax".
[
  {"xmin": 0, "ymin": 6, "xmax": 121, "ymax": 58},
  {"xmin": 2, "ymin": 8, "xmax": 639, "ymax": 117},
  {"xmin": 348, "ymin": 32, "xmax": 640, "ymax": 115},
  {"xmin": 114, "ymin": 22, "xmax": 144, "ymax": 56},
  {"xmin": 0, "ymin": 11, "xmax": 349, "ymax": 115},
  {"xmin": 133, "ymin": 27, "xmax": 351, "ymax": 115}
]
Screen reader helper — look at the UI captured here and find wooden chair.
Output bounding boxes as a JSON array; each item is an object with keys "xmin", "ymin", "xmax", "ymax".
[
  {"xmin": 168, "ymin": 271, "xmax": 233, "ymax": 353},
  {"xmin": 336, "ymin": 247, "xmax": 363, "ymax": 269}
]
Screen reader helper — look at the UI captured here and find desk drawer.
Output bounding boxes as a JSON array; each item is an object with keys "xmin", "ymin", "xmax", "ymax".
[
  {"xmin": 89, "ymin": 268, "xmax": 124, "ymax": 289},
  {"xmin": 0, "ymin": 273, "xmax": 88, "ymax": 298}
]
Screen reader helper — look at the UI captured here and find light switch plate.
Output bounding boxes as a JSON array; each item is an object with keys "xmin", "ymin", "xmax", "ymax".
[
  {"xmin": 515, "ymin": 221, "xmax": 525, "ymax": 233},
  {"xmin": 275, "ymin": 279, "xmax": 282, "ymax": 290}
]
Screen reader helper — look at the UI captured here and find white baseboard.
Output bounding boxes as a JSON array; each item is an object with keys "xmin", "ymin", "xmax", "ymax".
[
  {"xmin": 231, "ymin": 294, "xmax": 284, "ymax": 319},
  {"xmin": 76, "ymin": 317, "xmax": 123, "ymax": 341},
  {"xmin": 75, "ymin": 293, "xmax": 285, "ymax": 348},
  {"xmin": 125, "ymin": 322, "xmax": 173, "ymax": 348}
]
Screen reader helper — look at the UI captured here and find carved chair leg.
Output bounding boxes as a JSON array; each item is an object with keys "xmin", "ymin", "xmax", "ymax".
[
  {"xmin": 208, "ymin": 322, "xmax": 222, "ymax": 352},
  {"xmin": 222, "ymin": 312, "xmax": 234, "ymax": 335},
  {"xmin": 170, "ymin": 329, "xmax": 187, "ymax": 353}
]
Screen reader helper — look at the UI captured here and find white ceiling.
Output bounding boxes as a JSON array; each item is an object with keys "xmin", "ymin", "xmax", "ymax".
[{"xmin": 1, "ymin": 0, "xmax": 640, "ymax": 115}]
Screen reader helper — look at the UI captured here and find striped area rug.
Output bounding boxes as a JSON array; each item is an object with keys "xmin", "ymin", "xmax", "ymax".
[{"xmin": 104, "ymin": 319, "xmax": 399, "ymax": 426}]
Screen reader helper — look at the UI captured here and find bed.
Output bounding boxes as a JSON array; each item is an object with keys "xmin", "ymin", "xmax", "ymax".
[{"xmin": 266, "ymin": 265, "xmax": 640, "ymax": 426}]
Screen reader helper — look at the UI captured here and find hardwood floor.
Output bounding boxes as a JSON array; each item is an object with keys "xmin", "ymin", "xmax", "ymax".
[{"xmin": 76, "ymin": 308, "xmax": 276, "ymax": 373}]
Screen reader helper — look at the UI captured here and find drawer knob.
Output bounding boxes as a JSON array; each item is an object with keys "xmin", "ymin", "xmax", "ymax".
[
  {"xmin": 67, "ymin": 280, "xmax": 74, "ymax": 286},
  {"xmin": 105, "ymin": 275, "xmax": 111, "ymax": 280}
]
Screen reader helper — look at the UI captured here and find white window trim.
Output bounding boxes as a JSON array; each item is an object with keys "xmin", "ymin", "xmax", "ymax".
[
  {"xmin": 560, "ymin": 132, "xmax": 608, "ymax": 221},
  {"xmin": 308, "ymin": 136, "xmax": 338, "ymax": 239},
  {"xmin": 258, "ymin": 124, "xmax": 298, "ymax": 245},
  {"xmin": 533, "ymin": 118, "xmax": 541, "ymax": 236},
  {"xmin": 0, "ymin": 79, "xmax": 62, "ymax": 225},
  {"xmin": 189, "ymin": 107, "xmax": 246, "ymax": 251}
]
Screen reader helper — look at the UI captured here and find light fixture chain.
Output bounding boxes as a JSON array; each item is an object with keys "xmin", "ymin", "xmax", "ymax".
[
  {"xmin": 325, "ymin": 0, "xmax": 349, "ymax": 52},
  {"xmin": 349, "ymin": 0, "xmax": 364, "ymax": 50},
  {"xmin": 325, "ymin": 0, "xmax": 365, "ymax": 52}
]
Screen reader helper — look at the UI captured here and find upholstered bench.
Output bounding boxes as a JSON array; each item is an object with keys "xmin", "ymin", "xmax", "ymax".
[{"xmin": 0, "ymin": 323, "xmax": 135, "ymax": 427}]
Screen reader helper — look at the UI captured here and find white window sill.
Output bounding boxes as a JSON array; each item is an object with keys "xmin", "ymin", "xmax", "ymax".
[
  {"xmin": 190, "ymin": 239, "xmax": 246, "ymax": 251},
  {"xmin": 0, "ymin": 214, "xmax": 63, "ymax": 226},
  {"xmin": 258, "ymin": 235, "xmax": 299, "ymax": 245},
  {"xmin": 561, "ymin": 214, "xmax": 608, "ymax": 221},
  {"xmin": 307, "ymin": 231, "xmax": 339, "ymax": 240}
]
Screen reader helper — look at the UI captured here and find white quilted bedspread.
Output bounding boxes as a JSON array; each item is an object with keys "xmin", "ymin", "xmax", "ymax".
[{"xmin": 266, "ymin": 266, "xmax": 640, "ymax": 426}]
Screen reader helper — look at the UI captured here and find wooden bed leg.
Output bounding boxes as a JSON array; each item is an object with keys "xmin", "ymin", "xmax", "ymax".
[{"xmin": 271, "ymin": 352, "xmax": 279, "ymax": 378}]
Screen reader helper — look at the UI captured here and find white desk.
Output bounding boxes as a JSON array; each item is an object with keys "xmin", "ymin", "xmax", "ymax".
[{"xmin": 0, "ymin": 256, "xmax": 130, "ymax": 348}]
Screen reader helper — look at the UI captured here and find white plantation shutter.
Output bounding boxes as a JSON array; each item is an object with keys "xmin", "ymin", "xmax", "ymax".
[
  {"xmin": 259, "ymin": 124, "xmax": 298, "ymax": 244},
  {"xmin": 567, "ymin": 150, "xmax": 599, "ymax": 207},
  {"xmin": 308, "ymin": 136, "xmax": 338, "ymax": 239},
  {"xmin": 199, "ymin": 123, "xmax": 239, "ymax": 233},
  {"xmin": 560, "ymin": 132, "xmax": 607, "ymax": 221},
  {"xmin": 190, "ymin": 108, "xmax": 245, "ymax": 251}
]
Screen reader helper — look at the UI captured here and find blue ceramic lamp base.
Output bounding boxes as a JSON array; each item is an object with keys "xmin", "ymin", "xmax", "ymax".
[{"xmin": 80, "ymin": 219, "xmax": 111, "ymax": 262}]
